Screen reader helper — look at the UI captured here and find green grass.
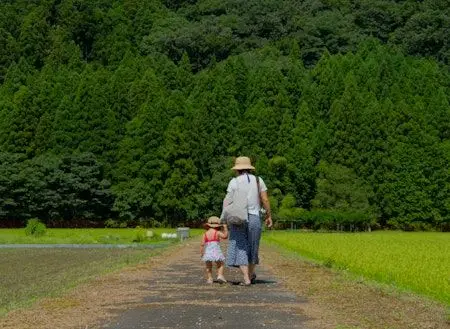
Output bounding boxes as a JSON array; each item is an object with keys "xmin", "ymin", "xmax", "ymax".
[
  {"xmin": 0, "ymin": 248, "xmax": 156, "ymax": 315},
  {"xmin": 0, "ymin": 228, "xmax": 203, "ymax": 244},
  {"xmin": 263, "ymin": 231, "xmax": 450, "ymax": 305}
]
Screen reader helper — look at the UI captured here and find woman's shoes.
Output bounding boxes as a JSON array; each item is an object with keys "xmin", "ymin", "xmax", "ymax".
[
  {"xmin": 239, "ymin": 281, "xmax": 251, "ymax": 286},
  {"xmin": 206, "ymin": 278, "xmax": 213, "ymax": 284},
  {"xmin": 250, "ymin": 273, "xmax": 257, "ymax": 284}
]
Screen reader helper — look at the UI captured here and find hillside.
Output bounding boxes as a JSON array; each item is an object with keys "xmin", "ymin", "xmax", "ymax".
[{"xmin": 0, "ymin": 0, "xmax": 449, "ymax": 230}]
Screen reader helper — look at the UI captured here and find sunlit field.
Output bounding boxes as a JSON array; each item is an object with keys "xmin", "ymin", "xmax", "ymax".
[
  {"xmin": 0, "ymin": 228, "xmax": 203, "ymax": 244},
  {"xmin": 263, "ymin": 231, "xmax": 450, "ymax": 305}
]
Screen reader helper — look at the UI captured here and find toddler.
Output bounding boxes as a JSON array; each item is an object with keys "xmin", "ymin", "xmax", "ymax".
[{"xmin": 200, "ymin": 216, "xmax": 228, "ymax": 284}]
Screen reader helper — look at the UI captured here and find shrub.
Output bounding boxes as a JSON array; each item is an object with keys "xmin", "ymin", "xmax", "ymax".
[
  {"xmin": 276, "ymin": 209, "xmax": 376, "ymax": 231},
  {"xmin": 104, "ymin": 219, "xmax": 117, "ymax": 228},
  {"xmin": 104, "ymin": 219, "xmax": 127, "ymax": 228},
  {"xmin": 137, "ymin": 218, "xmax": 162, "ymax": 228},
  {"xmin": 24, "ymin": 218, "xmax": 46, "ymax": 237},
  {"xmin": 132, "ymin": 229, "xmax": 147, "ymax": 243}
]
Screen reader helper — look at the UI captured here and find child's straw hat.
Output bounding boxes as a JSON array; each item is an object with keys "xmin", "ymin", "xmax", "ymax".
[{"xmin": 206, "ymin": 216, "xmax": 221, "ymax": 228}]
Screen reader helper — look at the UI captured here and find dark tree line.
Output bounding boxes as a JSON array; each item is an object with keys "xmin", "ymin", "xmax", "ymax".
[{"xmin": 0, "ymin": 0, "xmax": 449, "ymax": 230}]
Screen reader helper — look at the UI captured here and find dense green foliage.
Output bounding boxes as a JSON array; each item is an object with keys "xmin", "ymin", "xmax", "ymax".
[{"xmin": 0, "ymin": 0, "xmax": 449, "ymax": 230}]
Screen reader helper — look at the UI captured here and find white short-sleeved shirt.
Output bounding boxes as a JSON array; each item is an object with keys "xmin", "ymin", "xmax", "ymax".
[{"xmin": 226, "ymin": 174, "xmax": 267, "ymax": 215}]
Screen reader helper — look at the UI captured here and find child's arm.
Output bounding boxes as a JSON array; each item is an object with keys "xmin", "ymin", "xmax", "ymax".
[
  {"xmin": 219, "ymin": 225, "xmax": 228, "ymax": 240},
  {"xmin": 200, "ymin": 234, "xmax": 205, "ymax": 257}
]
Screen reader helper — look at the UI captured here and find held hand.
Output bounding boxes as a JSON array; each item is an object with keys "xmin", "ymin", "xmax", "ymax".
[{"xmin": 265, "ymin": 215, "xmax": 273, "ymax": 228}]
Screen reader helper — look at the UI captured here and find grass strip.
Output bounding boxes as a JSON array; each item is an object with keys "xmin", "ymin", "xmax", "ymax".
[{"xmin": 0, "ymin": 228, "xmax": 203, "ymax": 244}]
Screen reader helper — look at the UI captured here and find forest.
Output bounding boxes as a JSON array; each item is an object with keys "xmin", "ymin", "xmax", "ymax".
[{"xmin": 0, "ymin": 0, "xmax": 449, "ymax": 230}]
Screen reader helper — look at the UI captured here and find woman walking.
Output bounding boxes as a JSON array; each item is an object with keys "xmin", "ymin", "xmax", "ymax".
[{"xmin": 221, "ymin": 156, "xmax": 272, "ymax": 285}]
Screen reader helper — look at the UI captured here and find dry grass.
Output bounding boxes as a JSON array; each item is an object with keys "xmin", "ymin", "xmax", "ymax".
[{"xmin": 261, "ymin": 244, "xmax": 450, "ymax": 329}]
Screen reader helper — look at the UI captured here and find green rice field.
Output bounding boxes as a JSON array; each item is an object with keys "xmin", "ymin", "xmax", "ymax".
[{"xmin": 263, "ymin": 231, "xmax": 450, "ymax": 305}]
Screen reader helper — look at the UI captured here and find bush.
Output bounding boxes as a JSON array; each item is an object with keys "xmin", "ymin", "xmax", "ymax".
[
  {"xmin": 275, "ymin": 209, "xmax": 376, "ymax": 231},
  {"xmin": 24, "ymin": 218, "xmax": 46, "ymax": 237},
  {"xmin": 132, "ymin": 229, "xmax": 147, "ymax": 243},
  {"xmin": 137, "ymin": 218, "xmax": 162, "ymax": 228},
  {"xmin": 387, "ymin": 219, "xmax": 434, "ymax": 232},
  {"xmin": 307, "ymin": 210, "xmax": 376, "ymax": 231},
  {"xmin": 104, "ymin": 219, "xmax": 127, "ymax": 228}
]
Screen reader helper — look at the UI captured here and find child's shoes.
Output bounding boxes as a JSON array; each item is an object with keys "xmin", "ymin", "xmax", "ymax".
[{"xmin": 216, "ymin": 276, "xmax": 227, "ymax": 284}]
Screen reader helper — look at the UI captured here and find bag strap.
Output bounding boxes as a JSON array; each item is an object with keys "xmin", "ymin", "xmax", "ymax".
[
  {"xmin": 256, "ymin": 176, "xmax": 267, "ymax": 219},
  {"xmin": 256, "ymin": 176, "xmax": 262, "ymax": 206}
]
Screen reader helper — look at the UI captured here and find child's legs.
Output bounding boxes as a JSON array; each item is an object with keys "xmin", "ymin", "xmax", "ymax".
[
  {"xmin": 205, "ymin": 261, "xmax": 213, "ymax": 280},
  {"xmin": 216, "ymin": 261, "xmax": 225, "ymax": 278}
]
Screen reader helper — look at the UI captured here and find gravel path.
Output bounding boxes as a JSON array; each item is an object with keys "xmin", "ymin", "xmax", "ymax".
[{"xmin": 99, "ymin": 240, "xmax": 308, "ymax": 328}]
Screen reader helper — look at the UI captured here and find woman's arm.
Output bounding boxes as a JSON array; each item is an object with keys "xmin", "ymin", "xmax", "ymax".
[{"xmin": 260, "ymin": 190, "xmax": 273, "ymax": 228}]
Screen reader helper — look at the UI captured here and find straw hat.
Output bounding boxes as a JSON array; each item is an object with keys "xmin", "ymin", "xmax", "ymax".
[
  {"xmin": 206, "ymin": 216, "xmax": 221, "ymax": 228},
  {"xmin": 231, "ymin": 156, "xmax": 255, "ymax": 170}
]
